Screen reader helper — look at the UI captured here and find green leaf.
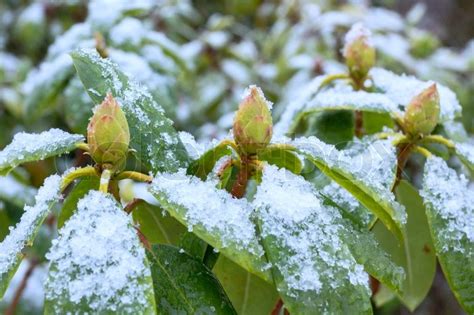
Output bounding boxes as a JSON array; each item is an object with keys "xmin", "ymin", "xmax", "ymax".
[
  {"xmin": 63, "ymin": 76, "xmax": 94, "ymax": 134},
  {"xmin": 363, "ymin": 112, "xmax": 394, "ymax": 134},
  {"xmin": 373, "ymin": 180, "xmax": 436, "ymax": 311},
  {"xmin": 58, "ymin": 177, "xmax": 99, "ymax": 229},
  {"xmin": 44, "ymin": 191, "xmax": 156, "ymax": 314},
  {"xmin": 0, "ymin": 175, "xmax": 62, "ymax": 298},
  {"xmin": 213, "ymin": 256, "xmax": 279, "ymax": 315},
  {"xmin": 23, "ymin": 54, "xmax": 75, "ymax": 120},
  {"xmin": 254, "ymin": 165, "xmax": 372, "ymax": 314},
  {"xmin": 421, "ymin": 157, "xmax": 474, "ymax": 313},
  {"xmin": 257, "ymin": 145, "xmax": 302, "ymax": 174},
  {"xmin": 0, "ymin": 206, "xmax": 10, "ymax": 242},
  {"xmin": 294, "ymin": 136, "xmax": 406, "ymax": 242},
  {"xmin": 0, "ymin": 129, "xmax": 83, "ymax": 176},
  {"xmin": 147, "ymin": 244, "xmax": 236, "ymax": 314},
  {"xmin": 188, "ymin": 142, "xmax": 234, "ymax": 180},
  {"xmin": 132, "ymin": 201, "xmax": 185, "ymax": 245},
  {"xmin": 303, "ymin": 111, "xmax": 355, "ymax": 147},
  {"xmin": 150, "ymin": 171, "xmax": 271, "ymax": 282},
  {"xmin": 71, "ymin": 49, "xmax": 190, "ymax": 172}
]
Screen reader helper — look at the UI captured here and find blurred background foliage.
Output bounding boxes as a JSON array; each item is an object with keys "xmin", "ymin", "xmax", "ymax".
[{"xmin": 0, "ymin": 0, "xmax": 473, "ymax": 314}]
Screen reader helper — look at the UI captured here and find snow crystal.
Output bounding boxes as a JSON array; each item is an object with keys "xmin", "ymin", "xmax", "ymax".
[
  {"xmin": 22, "ymin": 53, "xmax": 73, "ymax": 95},
  {"xmin": 0, "ymin": 129, "xmax": 84, "ymax": 172},
  {"xmin": 370, "ymin": 68, "xmax": 462, "ymax": 122},
  {"xmin": 178, "ymin": 131, "xmax": 204, "ymax": 160},
  {"xmin": 422, "ymin": 157, "xmax": 474, "ymax": 254},
  {"xmin": 343, "ymin": 23, "xmax": 373, "ymax": 56},
  {"xmin": 150, "ymin": 170, "xmax": 263, "ymax": 256},
  {"xmin": 292, "ymin": 136, "xmax": 406, "ymax": 225},
  {"xmin": 45, "ymin": 191, "xmax": 152, "ymax": 313},
  {"xmin": 0, "ymin": 175, "xmax": 36, "ymax": 207},
  {"xmin": 0, "ymin": 175, "xmax": 61, "ymax": 275},
  {"xmin": 253, "ymin": 165, "xmax": 369, "ymax": 296}
]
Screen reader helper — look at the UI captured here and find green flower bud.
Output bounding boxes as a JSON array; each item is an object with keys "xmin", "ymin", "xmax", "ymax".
[
  {"xmin": 343, "ymin": 23, "xmax": 376, "ymax": 84},
  {"xmin": 403, "ymin": 84, "xmax": 440, "ymax": 136},
  {"xmin": 87, "ymin": 93, "xmax": 130, "ymax": 171},
  {"xmin": 233, "ymin": 85, "xmax": 273, "ymax": 155}
]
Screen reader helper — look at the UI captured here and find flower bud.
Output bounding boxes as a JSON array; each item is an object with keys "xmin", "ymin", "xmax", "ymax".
[
  {"xmin": 87, "ymin": 93, "xmax": 130, "ymax": 171},
  {"xmin": 233, "ymin": 85, "xmax": 273, "ymax": 155},
  {"xmin": 403, "ymin": 84, "xmax": 440, "ymax": 136},
  {"xmin": 343, "ymin": 23, "xmax": 376, "ymax": 84}
]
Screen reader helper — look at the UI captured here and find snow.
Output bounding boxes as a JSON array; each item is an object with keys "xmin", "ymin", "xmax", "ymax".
[
  {"xmin": 45, "ymin": 191, "xmax": 152, "ymax": 313},
  {"xmin": 422, "ymin": 157, "xmax": 474, "ymax": 254},
  {"xmin": 46, "ymin": 23, "xmax": 92, "ymax": 58},
  {"xmin": 253, "ymin": 165, "xmax": 369, "ymax": 295},
  {"xmin": 87, "ymin": 0, "xmax": 153, "ymax": 29},
  {"xmin": 0, "ymin": 175, "xmax": 36, "ymax": 207},
  {"xmin": 178, "ymin": 131, "xmax": 204, "ymax": 160},
  {"xmin": 0, "ymin": 175, "xmax": 61, "ymax": 275},
  {"xmin": 343, "ymin": 23, "xmax": 373, "ymax": 56},
  {"xmin": 370, "ymin": 67, "xmax": 462, "ymax": 122},
  {"xmin": 0, "ymin": 129, "xmax": 84, "ymax": 172},
  {"xmin": 18, "ymin": 3, "xmax": 44, "ymax": 25},
  {"xmin": 22, "ymin": 53, "xmax": 73, "ymax": 95},
  {"xmin": 150, "ymin": 169, "xmax": 264, "ymax": 256},
  {"xmin": 292, "ymin": 136, "xmax": 406, "ymax": 225},
  {"xmin": 109, "ymin": 17, "xmax": 145, "ymax": 47}
]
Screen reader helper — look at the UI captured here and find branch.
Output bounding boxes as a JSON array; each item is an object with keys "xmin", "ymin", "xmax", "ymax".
[{"xmin": 5, "ymin": 260, "xmax": 39, "ymax": 315}]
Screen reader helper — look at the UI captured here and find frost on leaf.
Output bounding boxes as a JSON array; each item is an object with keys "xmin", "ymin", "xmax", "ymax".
[
  {"xmin": 44, "ymin": 191, "xmax": 155, "ymax": 314},
  {"xmin": 421, "ymin": 157, "xmax": 474, "ymax": 313},
  {"xmin": 0, "ymin": 175, "xmax": 61, "ymax": 298},
  {"xmin": 370, "ymin": 67, "xmax": 461, "ymax": 122},
  {"xmin": 293, "ymin": 136, "xmax": 406, "ymax": 239},
  {"xmin": 0, "ymin": 129, "xmax": 84, "ymax": 175},
  {"xmin": 253, "ymin": 165, "xmax": 371, "ymax": 314},
  {"xmin": 149, "ymin": 170, "xmax": 269, "ymax": 281},
  {"xmin": 71, "ymin": 49, "xmax": 189, "ymax": 172}
]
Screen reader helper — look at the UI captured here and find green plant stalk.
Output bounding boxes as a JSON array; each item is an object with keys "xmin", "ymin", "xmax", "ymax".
[
  {"xmin": 99, "ymin": 169, "xmax": 112, "ymax": 193},
  {"xmin": 60, "ymin": 166, "xmax": 98, "ymax": 192}
]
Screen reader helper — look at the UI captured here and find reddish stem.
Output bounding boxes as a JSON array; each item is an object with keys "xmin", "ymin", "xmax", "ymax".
[
  {"xmin": 392, "ymin": 143, "xmax": 413, "ymax": 192},
  {"xmin": 230, "ymin": 161, "xmax": 250, "ymax": 199},
  {"xmin": 5, "ymin": 260, "xmax": 39, "ymax": 315}
]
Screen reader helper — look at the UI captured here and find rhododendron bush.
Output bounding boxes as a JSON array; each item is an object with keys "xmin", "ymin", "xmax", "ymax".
[{"xmin": 0, "ymin": 1, "xmax": 473, "ymax": 314}]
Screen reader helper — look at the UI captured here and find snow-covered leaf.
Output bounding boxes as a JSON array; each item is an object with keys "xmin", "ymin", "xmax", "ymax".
[
  {"xmin": 373, "ymin": 180, "xmax": 436, "ymax": 311},
  {"xmin": 0, "ymin": 175, "xmax": 36, "ymax": 208},
  {"xmin": 421, "ymin": 157, "xmax": 474, "ymax": 313},
  {"xmin": 188, "ymin": 142, "xmax": 234, "ymax": 180},
  {"xmin": 370, "ymin": 68, "xmax": 461, "ymax": 123},
  {"xmin": 321, "ymin": 186, "xmax": 405, "ymax": 295},
  {"xmin": 257, "ymin": 145, "xmax": 303, "ymax": 175},
  {"xmin": 0, "ymin": 129, "xmax": 84, "ymax": 176},
  {"xmin": 293, "ymin": 136, "xmax": 406, "ymax": 241},
  {"xmin": 253, "ymin": 165, "xmax": 372, "ymax": 314},
  {"xmin": 0, "ymin": 175, "xmax": 61, "ymax": 298},
  {"xmin": 147, "ymin": 244, "xmax": 236, "ymax": 314},
  {"xmin": 149, "ymin": 170, "xmax": 271, "ymax": 282},
  {"xmin": 44, "ymin": 191, "xmax": 156, "ymax": 314},
  {"xmin": 22, "ymin": 54, "xmax": 75, "ymax": 119},
  {"xmin": 454, "ymin": 142, "xmax": 474, "ymax": 172},
  {"xmin": 71, "ymin": 49, "xmax": 190, "ymax": 173}
]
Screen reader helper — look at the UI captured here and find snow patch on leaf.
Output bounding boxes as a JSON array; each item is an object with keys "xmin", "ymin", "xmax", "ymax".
[
  {"xmin": 422, "ymin": 157, "xmax": 474, "ymax": 253},
  {"xmin": 253, "ymin": 165, "xmax": 369, "ymax": 299},
  {"xmin": 45, "ymin": 191, "xmax": 153, "ymax": 313},
  {"xmin": 0, "ymin": 129, "xmax": 83, "ymax": 173}
]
